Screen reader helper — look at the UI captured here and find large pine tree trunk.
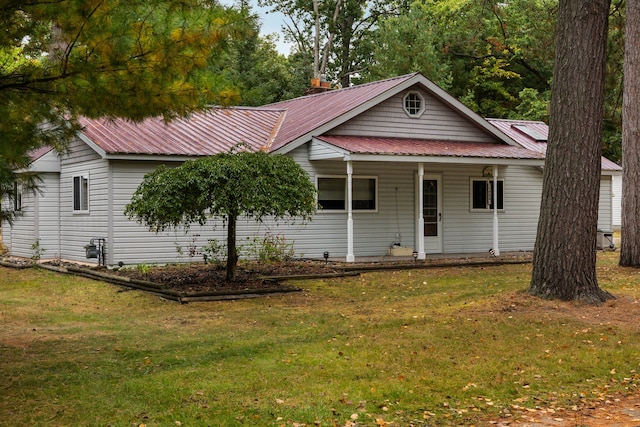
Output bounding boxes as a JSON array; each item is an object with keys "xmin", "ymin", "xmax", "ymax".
[
  {"xmin": 529, "ymin": 0, "xmax": 614, "ymax": 303},
  {"xmin": 620, "ymin": 0, "xmax": 640, "ymax": 267}
]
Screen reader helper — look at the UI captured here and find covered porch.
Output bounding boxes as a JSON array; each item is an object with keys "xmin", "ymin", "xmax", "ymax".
[{"xmin": 309, "ymin": 135, "xmax": 546, "ymax": 263}]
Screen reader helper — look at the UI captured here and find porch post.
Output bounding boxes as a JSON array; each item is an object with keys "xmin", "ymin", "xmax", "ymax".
[
  {"xmin": 492, "ymin": 165, "xmax": 500, "ymax": 256},
  {"xmin": 346, "ymin": 160, "xmax": 355, "ymax": 262},
  {"xmin": 417, "ymin": 163, "xmax": 426, "ymax": 259}
]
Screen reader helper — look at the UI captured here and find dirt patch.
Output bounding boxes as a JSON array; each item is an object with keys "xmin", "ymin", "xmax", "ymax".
[
  {"xmin": 489, "ymin": 391, "xmax": 640, "ymax": 426},
  {"xmin": 482, "ymin": 291, "xmax": 640, "ymax": 426},
  {"xmin": 495, "ymin": 290, "xmax": 640, "ymax": 331}
]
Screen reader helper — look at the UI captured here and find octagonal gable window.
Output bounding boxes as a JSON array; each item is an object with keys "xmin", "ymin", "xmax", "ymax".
[{"xmin": 403, "ymin": 91, "xmax": 425, "ymax": 117}]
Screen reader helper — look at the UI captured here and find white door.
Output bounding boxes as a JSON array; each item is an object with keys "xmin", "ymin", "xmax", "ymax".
[{"xmin": 423, "ymin": 175, "xmax": 443, "ymax": 253}]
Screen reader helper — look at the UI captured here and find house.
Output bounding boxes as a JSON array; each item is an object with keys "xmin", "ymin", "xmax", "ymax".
[{"xmin": 1, "ymin": 73, "xmax": 622, "ymax": 265}]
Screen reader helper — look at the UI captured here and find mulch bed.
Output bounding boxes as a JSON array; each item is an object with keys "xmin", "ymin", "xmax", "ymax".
[{"xmin": 106, "ymin": 260, "xmax": 347, "ymax": 293}]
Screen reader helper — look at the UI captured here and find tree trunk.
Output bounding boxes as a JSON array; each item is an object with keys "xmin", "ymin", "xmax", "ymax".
[
  {"xmin": 529, "ymin": 0, "xmax": 614, "ymax": 304},
  {"xmin": 226, "ymin": 214, "xmax": 238, "ymax": 281},
  {"xmin": 620, "ymin": 0, "xmax": 640, "ymax": 266}
]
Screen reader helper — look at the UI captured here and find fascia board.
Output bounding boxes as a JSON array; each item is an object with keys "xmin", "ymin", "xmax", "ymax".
[
  {"xmin": 344, "ymin": 153, "xmax": 546, "ymax": 166},
  {"xmin": 101, "ymin": 154, "xmax": 200, "ymax": 162},
  {"xmin": 77, "ymin": 132, "xmax": 108, "ymax": 159}
]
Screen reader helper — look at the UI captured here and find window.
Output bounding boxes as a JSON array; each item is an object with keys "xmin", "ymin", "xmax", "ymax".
[
  {"xmin": 471, "ymin": 179, "xmax": 504, "ymax": 211},
  {"xmin": 317, "ymin": 176, "xmax": 377, "ymax": 211},
  {"xmin": 73, "ymin": 175, "xmax": 89, "ymax": 212},
  {"xmin": 403, "ymin": 91, "xmax": 425, "ymax": 117},
  {"xmin": 13, "ymin": 182, "xmax": 21, "ymax": 212}
]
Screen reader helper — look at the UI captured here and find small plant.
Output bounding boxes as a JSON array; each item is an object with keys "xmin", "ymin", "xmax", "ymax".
[
  {"xmin": 245, "ymin": 232, "xmax": 295, "ymax": 263},
  {"xmin": 200, "ymin": 239, "xmax": 226, "ymax": 266},
  {"xmin": 174, "ymin": 242, "xmax": 184, "ymax": 261},
  {"xmin": 136, "ymin": 263, "xmax": 151, "ymax": 277},
  {"xmin": 187, "ymin": 234, "xmax": 200, "ymax": 262},
  {"xmin": 31, "ymin": 240, "xmax": 45, "ymax": 261}
]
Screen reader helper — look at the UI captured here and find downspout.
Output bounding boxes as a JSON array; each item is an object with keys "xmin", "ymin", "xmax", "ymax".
[
  {"xmin": 346, "ymin": 160, "xmax": 355, "ymax": 262},
  {"xmin": 107, "ymin": 162, "xmax": 114, "ymax": 265},
  {"xmin": 492, "ymin": 165, "xmax": 500, "ymax": 256},
  {"xmin": 57, "ymin": 169, "xmax": 62, "ymax": 259},
  {"xmin": 417, "ymin": 163, "xmax": 426, "ymax": 259}
]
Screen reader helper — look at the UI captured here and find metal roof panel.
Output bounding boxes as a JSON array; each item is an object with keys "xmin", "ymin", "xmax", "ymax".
[{"xmin": 78, "ymin": 108, "xmax": 285, "ymax": 156}]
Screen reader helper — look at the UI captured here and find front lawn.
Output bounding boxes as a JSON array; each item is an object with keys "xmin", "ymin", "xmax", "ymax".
[{"xmin": 1, "ymin": 252, "xmax": 640, "ymax": 426}]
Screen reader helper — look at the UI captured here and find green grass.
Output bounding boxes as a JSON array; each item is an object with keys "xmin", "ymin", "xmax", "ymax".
[{"xmin": 2, "ymin": 253, "xmax": 640, "ymax": 426}]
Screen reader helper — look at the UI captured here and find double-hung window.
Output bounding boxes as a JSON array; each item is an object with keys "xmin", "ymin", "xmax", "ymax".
[
  {"xmin": 317, "ymin": 176, "xmax": 377, "ymax": 212},
  {"xmin": 471, "ymin": 178, "xmax": 504, "ymax": 211},
  {"xmin": 73, "ymin": 175, "xmax": 89, "ymax": 212}
]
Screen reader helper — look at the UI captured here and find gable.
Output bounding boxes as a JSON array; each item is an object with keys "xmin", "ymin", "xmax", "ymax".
[
  {"xmin": 328, "ymin": 88, "xmax": 498, "ymax": 143},
  {"xmin": 60, "ymin": 136, "xmax": 102, "ymax": 165},
  {"xmin": 29, "ymin": 149, "xmax": 60, "ymax": 173}
]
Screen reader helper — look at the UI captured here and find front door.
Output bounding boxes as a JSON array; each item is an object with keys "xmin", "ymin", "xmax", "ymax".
[{"xmin": 423, "ymin": 175, "xmax": 442, "ymax": 253}]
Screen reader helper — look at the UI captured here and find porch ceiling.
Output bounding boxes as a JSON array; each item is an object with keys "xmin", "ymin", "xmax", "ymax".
[{"xmin": 313, "ymin": 135, "xmax": 546, "ymax": 163}]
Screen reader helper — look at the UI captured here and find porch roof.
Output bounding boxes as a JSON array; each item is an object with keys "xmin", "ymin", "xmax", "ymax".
[{"xmin": 313, "ymin": 135, "xmax": 545, "ymax": 162}]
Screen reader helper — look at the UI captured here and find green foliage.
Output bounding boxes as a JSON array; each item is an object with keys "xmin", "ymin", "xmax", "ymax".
[
  {"xmin": 508, "ymin": 88, "xmax": 549, "ymax": 122},
  {"xmin": 200, "ymin": 239, "xmax": 227, "ymax": 266},
  {"xmin": 365, "ymin": 0, "xmax": 556, "ymax": 116},
  {"xmin": 136, "ymin": 263, "xmax": 151, "ymax": 276},
  {"xmin": 125, "ymin": 149, "xmax": 316, "ymax": 279},
  {"xmin": 214, "ymin": 4, "xmax": 308, "ymax": 105},
  {"xmin": 244, "ymin": 232, "xmax": 295, "ymax": 262},
  {"xmin": 260, "ymin": 0, "xmax": 402, "ymax": 87},
  {"xmin": 30, "ymin": 240, "xmax": 45, "ymax": 261},
  {"xmin": 364, "ymin": 3, "xmax": 452, "ymax": 88},
  {"xmin": 0, "ymin": 0, "xmax": 251, "ymax": 223}
]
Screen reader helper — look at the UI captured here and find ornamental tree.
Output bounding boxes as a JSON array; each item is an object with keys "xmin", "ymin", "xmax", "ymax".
[{"xmin": 124, "ymin": 149, "xmax": 317, "ymax": 281}]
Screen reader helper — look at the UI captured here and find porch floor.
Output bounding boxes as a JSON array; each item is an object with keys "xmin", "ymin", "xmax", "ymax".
[{"xmin": 330, "ymin": 251, "xmax": 533, "ymax": 265}]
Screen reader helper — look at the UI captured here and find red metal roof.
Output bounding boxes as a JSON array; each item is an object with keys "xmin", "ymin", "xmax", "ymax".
[
  {"xmin": 74, "ymin": 75, "xmax": 620, "ymax": 169},
  {"xmin": 488, "ymin": 118, "xmax": 621, "ymax": 171},
  {"xmin": 28, "ymin": 146, "xmax": 54, "ymax": 161},
  {"xmin": 79, "ymin": 107, "xmax": 285, "ymax": 156},
  {"xmin": 316, "ymin": 135, "xmax": 545, "ymax": 160}
]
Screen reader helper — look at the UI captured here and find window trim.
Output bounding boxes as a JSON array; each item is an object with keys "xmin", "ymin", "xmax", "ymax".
[
  {"xmin": 316, "ymin": 175, "xmax": 378, "ymax": 213},
  {"xmin": 469, "ymin": 178, "xmax": 504, "ymax": 212},
  {"xmin": 403, "ymin": 91, "xmax": 426, "ymax": 118},
  {"xmin": 13, "ymin": 181, "xmax": 22, "ymax": 212},
  {"xmin": 73, "ymin": 174, "xmax": 90, "ymax": 213}
]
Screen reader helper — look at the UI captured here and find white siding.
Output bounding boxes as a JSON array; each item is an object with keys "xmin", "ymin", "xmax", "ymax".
[
  {"xmin": 612, "ymin": 175, "xmax": 622, "ymax": 229},
  {"xmin": 329, "ymin": 90, "xmax": 497, "ymax": 143},
  {"xmin": 440, "ymin": 164, "xmax": 542, "ymax": 253},
  {"xmin": 35, "ymin": 173, "xmax": 61, "ymax": 258},
  {"xmin": 59, "ymin": 155, "xmax": 110, "ymax": 263},
  {"xmin": 40, "ymin": 140, "xmax": 617, "ymax": 265},
  {"xmin": 4, "ymin": 191, "xmax": 36, "ymax": 258},
  {"xmin": 60, "ymin": 137, "xmax": 101, "ymax": 165},
  {"xmin": 2, "ymin": 172, "xmax": 60, "ymax": 259},
  {"xmin": 598, "ymin": 175, "xmax": 613, "ymax": 232}
]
